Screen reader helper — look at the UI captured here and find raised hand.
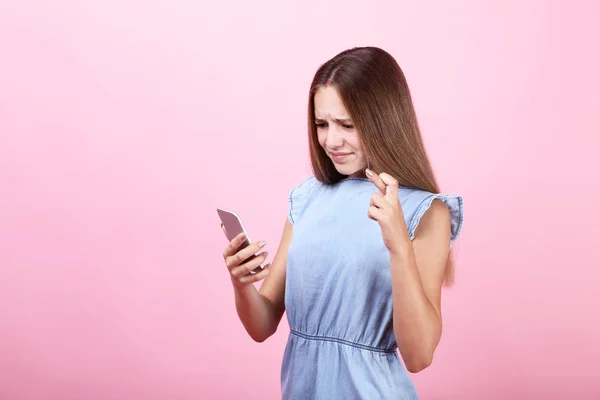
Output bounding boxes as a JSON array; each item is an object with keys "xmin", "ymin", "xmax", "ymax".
[
  {"xmin": 221, "ymin": 225, "xmax": 270, "ymax": 287},
  {"xmin": 365, "ymin": 169, "xmax": 410, "ymax": 253}
]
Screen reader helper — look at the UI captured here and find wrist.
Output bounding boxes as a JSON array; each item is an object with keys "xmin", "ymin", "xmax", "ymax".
[
  {"xmin": 388, "ymin": 237, "xmax": 412, "ymax": 258},
  {"xmin": 232, "ymin": 280, "xmax": 255, "ymax": 296}
]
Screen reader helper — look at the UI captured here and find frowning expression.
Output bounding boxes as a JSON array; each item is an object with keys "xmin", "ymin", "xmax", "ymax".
[{"xmin": 313, "ymin": 86, "xmax": 367, "ymax": 177}]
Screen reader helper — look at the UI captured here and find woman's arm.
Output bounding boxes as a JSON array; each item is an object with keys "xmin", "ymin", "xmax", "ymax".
[
  {"xmin": 388, "ymin": 200, "xmax": 450, "ymax": 373},
  {"xmin": 365, "ymin": 170, "xmax": 451, "ymax": 373},
  {"xmin": 223, "ymin": 219, "xmax": 292, "ymax": 342}
]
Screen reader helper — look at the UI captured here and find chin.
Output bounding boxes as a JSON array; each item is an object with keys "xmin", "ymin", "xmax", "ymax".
[{"xmin": 333, "ymin": 164, "xmax": 364, "ymax": 177}]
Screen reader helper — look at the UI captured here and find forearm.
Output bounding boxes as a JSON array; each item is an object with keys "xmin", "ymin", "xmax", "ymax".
[
  {"xmin": 390, "ymin": 245, "xmax": 442, "ymax": 372},
  {"xmin": 234, "ymin": 284, "xmax": 280, "ymax": 342}
]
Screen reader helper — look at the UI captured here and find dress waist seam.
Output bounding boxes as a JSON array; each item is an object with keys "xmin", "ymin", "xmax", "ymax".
[{"xmin": 290, "ymin": 329, "xmax": 397, "ymax": 354}]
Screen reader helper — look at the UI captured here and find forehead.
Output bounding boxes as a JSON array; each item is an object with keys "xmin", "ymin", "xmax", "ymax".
[{"xmin": 314, "ymin": 86, "xmax": 349, "ymax": 118}]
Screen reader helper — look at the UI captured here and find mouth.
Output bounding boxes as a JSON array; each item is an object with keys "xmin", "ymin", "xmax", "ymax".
[{"xmin": 329, "ymin": 152, "xmax": 352, "ymax": 162}]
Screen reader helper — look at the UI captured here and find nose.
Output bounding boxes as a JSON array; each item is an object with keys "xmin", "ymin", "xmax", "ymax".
[{"xmin": 325, "ymin": 124, "xmax": 344, "ymax": 148}]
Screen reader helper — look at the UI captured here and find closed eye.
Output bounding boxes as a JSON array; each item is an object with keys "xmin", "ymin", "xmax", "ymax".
[
  {"xmin": 314, "ymin": 119, "xmax": 353, "ymax": 130},
  {"xmin": 335, "ymin": 118, "xmax": 354, "ymax": 129}
]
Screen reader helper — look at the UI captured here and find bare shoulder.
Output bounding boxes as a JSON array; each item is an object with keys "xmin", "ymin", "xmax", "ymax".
[{"xmin": 413, "ymin": 199, "xmax": 451, "ymax": 240}]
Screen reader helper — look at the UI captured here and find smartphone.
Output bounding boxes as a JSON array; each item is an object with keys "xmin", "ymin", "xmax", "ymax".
[{"xmin": 217, "ymin": 208, "xmax": 263, "ymax": 274}]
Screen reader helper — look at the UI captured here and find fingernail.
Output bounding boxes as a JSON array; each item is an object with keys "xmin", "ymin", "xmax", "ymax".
[
  {"xmin": 258, "ymin": 240, "xmax": 266, "ymax": 247},
  {"xmin": 365, "ymin": 169, "xmax": 373, "ymax": 177}
]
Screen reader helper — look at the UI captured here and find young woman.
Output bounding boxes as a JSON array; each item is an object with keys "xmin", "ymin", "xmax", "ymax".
[{"xmin": 221, "ymin": 46, "xmax": 464, "ymax": 399}]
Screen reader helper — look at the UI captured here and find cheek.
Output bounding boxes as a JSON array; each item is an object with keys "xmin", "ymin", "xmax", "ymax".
[
  {"xmin": 317, "ymin": 130, "xmax": 327, "ymax": 147},
  {"xmin": 348, "ymin": 132, "xmax": 364, "ymax": 153}
]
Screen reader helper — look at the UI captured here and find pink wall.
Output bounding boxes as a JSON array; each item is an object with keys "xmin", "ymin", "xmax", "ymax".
[{"xmin": 1, "ymin": 1, "xmax": 599, "ymax": 399}]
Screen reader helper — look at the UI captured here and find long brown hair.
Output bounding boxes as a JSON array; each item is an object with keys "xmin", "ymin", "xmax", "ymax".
[{"xmin": 307, "ymin": 46, "xmax": 455, "ymax": 285}]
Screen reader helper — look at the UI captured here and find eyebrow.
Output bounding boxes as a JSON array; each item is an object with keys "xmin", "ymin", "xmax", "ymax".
[
  {"xmin": 334, "ymin": 117, "xmax": 352, "ymax": 123},
  {"xmin": 314, "ymin": 116, "xmax": 352, "ymax": 123}
]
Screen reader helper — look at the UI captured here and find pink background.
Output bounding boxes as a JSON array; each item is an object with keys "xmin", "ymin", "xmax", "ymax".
[{"xmin": 1, "ymin": 1, "xmax": 599, "ymax": 399}]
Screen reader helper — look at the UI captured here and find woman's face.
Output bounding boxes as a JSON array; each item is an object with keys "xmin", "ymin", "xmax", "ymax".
[{"xmin": 314, "ymin": 86, "xmax": 367, "ymax": 177}]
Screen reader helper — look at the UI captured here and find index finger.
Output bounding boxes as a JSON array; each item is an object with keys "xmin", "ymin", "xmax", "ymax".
[
  {"xmin": 366, "ymin": 169, "xmax": 386, "ymax": 195},
  {"xmin": 222, "ymin": 231, "xmax": 247, "ymax": 258},
  {"xmin": 379, "ymin": 173, "xmax": 399, "ymax": 198}
]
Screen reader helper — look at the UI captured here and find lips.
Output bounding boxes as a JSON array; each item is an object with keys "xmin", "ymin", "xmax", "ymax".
[{"xmin": 330, "ymin": 152, "xmax": 352, "ymax": 162}]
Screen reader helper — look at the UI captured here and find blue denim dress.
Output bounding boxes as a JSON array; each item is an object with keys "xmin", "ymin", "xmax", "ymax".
[{"xmin": 281, "ymin": 177, "xmax": 464, "ymax": 399}]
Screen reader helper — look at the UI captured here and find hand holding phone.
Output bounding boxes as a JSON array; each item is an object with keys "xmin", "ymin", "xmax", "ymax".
[{"xmin": 218, "ymin": 208, "xmax": 270, "ymax": 285}]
